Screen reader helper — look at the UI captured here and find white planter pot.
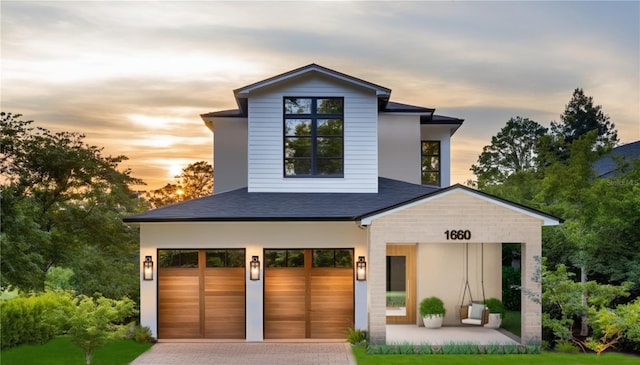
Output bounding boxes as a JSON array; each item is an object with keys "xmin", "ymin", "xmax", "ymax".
[
  {"xmin": 484, "ymin": 313, "xmax": 502, "ymax": 329},
  {"xmin": 423, "ymin": 315, "xmax": 444, "ymax": 329}
]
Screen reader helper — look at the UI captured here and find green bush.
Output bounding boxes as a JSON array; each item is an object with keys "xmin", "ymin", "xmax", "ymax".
[
  {"xmin": 132, "ymin": 325, "xmax": 155, "ymax": 343},
  {"xmin": 346, "ymin": 327, "xmax": 367, "ymax": 345},
  {"xmin": 0, "ymin": 291, "xmax": 74, "ymax": 349},
  {"xmin": 484, "ymin": 298, "xmax": 506, "ymax": 317},
  {"xmin": 502, "ymin": 266, "xmax": 521, "ymax": 310},
  {"xmin": 419, "ymin": 296, "xmax": 446, "ymax": 317},
  {"xmin": 555, "ymin": 340, "xmax": 579, "ymax": 354},
  {"xmin": 386, "ymin": 291, "xmax": 406, "ymax": 307}
]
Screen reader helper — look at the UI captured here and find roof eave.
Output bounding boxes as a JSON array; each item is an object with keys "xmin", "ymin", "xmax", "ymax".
[{"xmin": 358, "ymin": 184, "xmax": 563, "ymax": 226}]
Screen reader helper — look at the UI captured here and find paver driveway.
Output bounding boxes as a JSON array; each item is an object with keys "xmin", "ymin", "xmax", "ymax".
[{"xmin": 129, "ymin": 342, "xmax": 356, "ymax": 365}]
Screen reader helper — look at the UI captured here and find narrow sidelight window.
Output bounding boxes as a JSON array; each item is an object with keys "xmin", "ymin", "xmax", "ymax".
[{"xmin": 421, "ymin": 141, "xmax": 440, "ymax": 186}]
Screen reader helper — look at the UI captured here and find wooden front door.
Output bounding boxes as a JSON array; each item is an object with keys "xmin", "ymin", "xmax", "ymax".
[
  {"xmin": 264, "ymin": 249, "xmax": 354, "ymax": 339},
  {"xmin": 386, "ymin": 245, "xmax": 416, "ymax": 324},
  {"xmin": 158, "ymin": 250, "xmax": 246, "ymax": 339}
]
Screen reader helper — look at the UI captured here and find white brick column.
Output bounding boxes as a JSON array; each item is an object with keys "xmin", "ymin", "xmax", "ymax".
[
  {"xmin": 521, "ymin": 238, "xmax": 542, "ymax": 345},
  {"xmin": 367, "ymin": 223, "xmax": 387, "ymax": 344}
]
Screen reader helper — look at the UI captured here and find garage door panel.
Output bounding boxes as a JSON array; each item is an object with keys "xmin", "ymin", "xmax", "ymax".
[
  {"xmin": 264, "ymin": 249, "xmax": 354, "ymax": 339},
  {"xmin": 158, "ymin": 250, "xmax": 246, "ymax": 340},
  {"xmin": 265, "ymin": 321, "xmax": 306, "ymax": 339}
]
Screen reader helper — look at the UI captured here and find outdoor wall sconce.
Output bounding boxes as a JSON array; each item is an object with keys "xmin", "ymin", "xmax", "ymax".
[
  {"xmin": 356, "ymin": 256, "xmax": 367, "ymax": 281},
  {"xmin": 143, "ymin": 256, "xmax": 154, "ymax": 281},
  {"xmin": 250, "ymin": 256, "xmax": 261, "ymax": 281}
]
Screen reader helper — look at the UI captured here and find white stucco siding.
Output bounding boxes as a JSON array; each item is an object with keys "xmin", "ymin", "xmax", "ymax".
[
  {"xmin": 378, "ymin": 114, "xmax": 421, "ymax": 184},
  {"xmin": 139, "ymin": 221, "xmax": 368, "ymax": 340},
  {"xmin": 208, "ymin": 117, "xmax": 248, "ymax": 194},
  {"xmin": 246, "ymin": 74, "xmax": 378, "ymax": 193}
]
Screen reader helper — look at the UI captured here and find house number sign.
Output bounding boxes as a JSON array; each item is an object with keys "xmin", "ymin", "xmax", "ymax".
[{"xmin": 444, "ymin": 230, "xmax": 472, "ymax": 240}]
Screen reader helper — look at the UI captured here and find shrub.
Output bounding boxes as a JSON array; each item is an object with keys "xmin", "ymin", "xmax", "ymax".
[
  {"xmin": 555, "ymin": 340, "xmax": 579, "ymax": 354},
  {"xmin": 419, "ymin": 296, "xmax": 446, "ymax": 317},
  {"xmin": 386, "ymin": 292, "xmax": 406, "ymax": 307},
  {"xmin": 132, "ymin": 325, "xmax": 155, "ymax": 344},
  {"xmin": 502, "ymin": 266, "xmax": 521, "ymax": 310},
  {"xmin": 0, "ymin": 291, "xmax": 74, "ymax": 349},
  {"xmin": 484, "ymin": 298, "xmax": 506, "ymax": 317},
  {"xmin": 346, "ymin": 327, "xmax": 367, "ymax": 345}
]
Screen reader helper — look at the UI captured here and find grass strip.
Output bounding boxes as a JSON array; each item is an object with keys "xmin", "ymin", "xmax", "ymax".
[{"xmin": 1, "ymin": 336, "xmax": 151, "ymax": 365}]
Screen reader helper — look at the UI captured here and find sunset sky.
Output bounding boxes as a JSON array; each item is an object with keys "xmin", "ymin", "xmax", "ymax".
[{"xmin": 2, "ymin": 1, "xmax": 638, "ymax": 190}]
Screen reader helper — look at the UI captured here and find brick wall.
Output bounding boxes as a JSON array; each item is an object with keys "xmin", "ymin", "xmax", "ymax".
[{"xmin": 366, "ymin": 189, "xmax": 544, "ymax": 344}]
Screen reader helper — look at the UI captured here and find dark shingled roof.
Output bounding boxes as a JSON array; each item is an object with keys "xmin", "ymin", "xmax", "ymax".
[
  {"xmin": 383, "ymin": 101, "xmax": 435, "ymax": 113},
  {"xmin": 124, "ymin": 177, "xmax": 439, "ymax": 223},
  {"xmin": 124, "ymin": 177, "xmax": 562, "ymax": 224},
  {"xmin": 593, "ymin": 141, "xmax": 640, "ymax": 178}
]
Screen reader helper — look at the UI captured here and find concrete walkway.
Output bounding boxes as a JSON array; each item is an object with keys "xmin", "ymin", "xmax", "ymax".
[{"xmin": 129, "ymin": 342, "xmax": 356, "ymax": 365}]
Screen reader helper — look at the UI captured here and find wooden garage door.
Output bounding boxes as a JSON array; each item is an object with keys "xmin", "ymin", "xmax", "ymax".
[
  {"xmin": 158, "ymin": 250, "xmax": 245, "ymax": 339},
  {"xmin": 264, "ymin": 249, "xmax": 354, "ymax": 339}
]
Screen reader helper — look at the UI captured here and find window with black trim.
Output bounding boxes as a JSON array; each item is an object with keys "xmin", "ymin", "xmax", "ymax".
[
  {"xmin": 284, "ymin": 97, "xmax": 344, "ymax": 177},
  {"xmin": 205, "ymin": 249, "xmax": 245, "ymax": 268},
  {"xmin": 265, "ymin": 249, "xmax": 305, "ymax": 268},
  {"xmin": 421, "ymin": 141, "xmax": 440, "ymax": 186},
  {"xmin": 313, "ymin": 249, "xmax": 353, "ymax": 268}
]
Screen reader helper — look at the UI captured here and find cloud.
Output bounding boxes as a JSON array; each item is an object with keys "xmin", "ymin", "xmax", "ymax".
[{"xmin": 1, "ymin": 1, "xmax": 638, "ymax": 189}]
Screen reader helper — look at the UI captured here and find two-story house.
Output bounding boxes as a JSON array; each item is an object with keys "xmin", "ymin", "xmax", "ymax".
[{"xmin": 124, "ymin": 64, "xmax": 560, "ymax": 344}]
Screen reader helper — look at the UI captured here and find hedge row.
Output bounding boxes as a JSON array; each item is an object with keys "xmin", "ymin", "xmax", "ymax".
[{"xmin": 0, "ymin": 291, "xmax": 74, "ymax": 349}]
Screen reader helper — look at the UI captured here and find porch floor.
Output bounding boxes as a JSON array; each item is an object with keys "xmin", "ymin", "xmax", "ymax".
[{"xmin": 386, "ymin": 325, "xmax": 520, "ymax": 345}]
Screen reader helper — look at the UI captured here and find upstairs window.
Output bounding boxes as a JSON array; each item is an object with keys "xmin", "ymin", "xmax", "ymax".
[
  {"xmin": 284, "ymin": 97, "xmax": 344, "ymax": 177},
  {"xmin": 421, "ymin": 141, "xmax": 440, "ymax": 186}
]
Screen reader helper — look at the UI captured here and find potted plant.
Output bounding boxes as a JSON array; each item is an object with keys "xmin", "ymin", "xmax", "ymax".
[
  {"xmin": 419, "ymin": 296, "xmax": 446, "ymax": 329},
  {"xmin": 483, "ymin": 298, "xmax": 505, "ymax": 328}
]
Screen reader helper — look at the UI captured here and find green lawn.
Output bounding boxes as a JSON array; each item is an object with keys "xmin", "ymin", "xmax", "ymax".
[
  {"xmin": 501, "ymin": 310, "xmax": 521, "ymax": 337},
  {"xmin": 0, "ymin": 336, "xmax": 151, "ymax": 365},
  {"xmin": 352, "ymin": 346, "xmax": 640, "ymax": 365}
]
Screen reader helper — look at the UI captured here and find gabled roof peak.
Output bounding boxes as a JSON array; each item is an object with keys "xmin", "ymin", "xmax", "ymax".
[{"xmin": 234, "ymin": 63, "xmax": 391, "ymax": 99}]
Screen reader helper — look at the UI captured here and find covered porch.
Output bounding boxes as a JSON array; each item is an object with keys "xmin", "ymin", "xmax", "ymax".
[{"xmin": 386, "ymin": 325, "xmax": 519, "ymax": 345}]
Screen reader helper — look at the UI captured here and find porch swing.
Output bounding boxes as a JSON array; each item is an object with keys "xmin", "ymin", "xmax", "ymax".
[{"xmin": 459, "ymin": 242, "xmax": 489, "ymax": 326}]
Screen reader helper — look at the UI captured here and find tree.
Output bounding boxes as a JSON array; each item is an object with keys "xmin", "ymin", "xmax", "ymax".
[
  {"xmin": 1, "ymin": 112, "xmax": 145, "ymax": 297},
  {"xmin": 542, "ymin": 88, "xmax": 618, "ymax": 164},
  {"xmin": 144, "ymin": 161, "xmax": 213, "ymax": 208},
  {"xmin": 471, "ymin": 116, "xmax": 547, "ymax": 189},
  {"xmin": 541, "ymin": 260, "xmax": 633, "ymax": 352},
  {"xmin": 67, "ymin": 295, "xmax": 137, "ymax": 365}
]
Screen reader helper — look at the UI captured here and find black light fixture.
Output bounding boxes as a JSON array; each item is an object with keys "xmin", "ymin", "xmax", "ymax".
[
  {"xmin": 356, "ymin": 256, "xmax": 366, "ymax": 281},
  {"xmin": 143, "ymin": 256, "xmax": 154, "ymax": 281},
  {"xmin": 250, "ymin": 256, "xmax": 261, "ymax": 281}
]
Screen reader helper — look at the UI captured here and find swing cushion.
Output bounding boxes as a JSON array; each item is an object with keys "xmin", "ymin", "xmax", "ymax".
[{"xmin": 470, "ymin": 303, "xmax": 485, "ymax": 319}]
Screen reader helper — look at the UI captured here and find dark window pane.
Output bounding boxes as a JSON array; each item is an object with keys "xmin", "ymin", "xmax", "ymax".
[
  {"xmin": 287, "ymin": 250, "xmax": 305, "ymax": 267},
  {"xmin": 159, "ymin": 250, "xmax": 198, "ymax": 268},
  {"xmin": 313, "ymin": 250, "xmax": 334, "ymax": 267},
  {"xmin": 422, "ymin": 172, "xmax": 439, "ymax": 185},
  {"xmin": 285, "ymin": 158, "xmax": 312, "ymax": 176},
  {"xmin": 227, "ymin": 250, "xmax": 245, "ymax": 268},
  {"xmin": 335, "ymin": 249, "xmax": 353, "ymax": 268},
  {"xmin": 316, "ymin": 158, "xmax": 343, "ymax": 175},
  {"xmin": 266, "ymin": 250, "xmax": 286, "ymax": 268},
  {"xmin": 285, "ymin": 137, "xmax": 311, "ymax": 158},
  {"xmin": 206, "ymin": 249, "xmax": 245, "ymax": 268},
  {"xmin": 421, "ymin": 156, "xmax": 440, "ymax": 171},
  {"xmin": 317, "ymin": 99, "xmax": 343, "ymax": 114},
  {"xmin": 422, "ymin": 141, "xmax": 439, "ymax": 155},
  {"xmin": 285, "ymin": 98, "xmax": 312, "ymax": 114},
  {"xmin": 317, "ymin": 138, "xmax": 343, "ymax": 158},
  {"xmin": 317, "ymin": 119, "xmax": 343, "ymax": 136},
  {"xmin": 285, "ymin": 119, "xmax": 312, "ymax": 136},
  {"xmin": 206, "ymin": 250, "xmax": 226, "ymax": 267}
]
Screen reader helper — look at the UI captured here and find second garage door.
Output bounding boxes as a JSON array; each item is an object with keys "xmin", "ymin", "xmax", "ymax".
[{"xmin": 264, "ymin": 249, "xmax": 354, "ymax": 339}]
